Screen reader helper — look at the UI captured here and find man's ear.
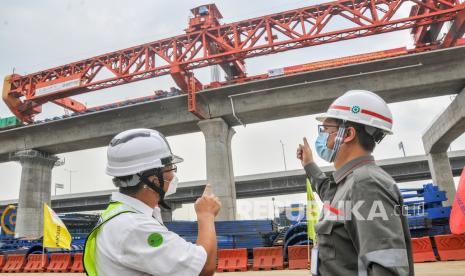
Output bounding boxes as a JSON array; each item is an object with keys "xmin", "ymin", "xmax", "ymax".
[
  {"xmin": 148, "ymin": 175, "xmax": 161, "ymax": 185},
  {"xmin": 344, "ymin": 127, "xmax": 357, "ymax": 143}
]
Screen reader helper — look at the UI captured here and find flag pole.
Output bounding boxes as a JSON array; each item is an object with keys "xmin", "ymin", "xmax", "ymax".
[
  {"xmin": 42, "ymin": 245, "xmax": 45, "ymax": 270},
  {"xmin": 306, "ymin": 177, "xmax": 318, "ymax": 274},
  {"xmin": 306, "ymin": 202, "xmax": 310, "ymax": 272},
  {"xmin": 308, "ymin": 238, "xmax": 311, "ymax": 272},
  {"xmin": 42, "ymin": 202, "xmax": 45, "ymax": 270}
]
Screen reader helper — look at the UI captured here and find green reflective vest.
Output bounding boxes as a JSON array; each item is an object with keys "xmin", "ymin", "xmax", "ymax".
[{"xmin": 83, "ymin": 201, "xmax": 138, "ymax": 276}]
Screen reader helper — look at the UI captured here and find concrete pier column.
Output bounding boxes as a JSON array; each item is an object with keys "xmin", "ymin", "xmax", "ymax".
[
  {"xmin": 427, "ymin": 152, "xmax": 456, "ymax": 206},
  {"xmin": 198, "ymin": 118, "xmax": 237, "ymax": 221},
  {"xmin": 422, "ymin": 89, "xmax": 465, "ymax": 206},
  {"xmin": 10, "ymin": 150, "xmax": 60, "ymax": 238}
]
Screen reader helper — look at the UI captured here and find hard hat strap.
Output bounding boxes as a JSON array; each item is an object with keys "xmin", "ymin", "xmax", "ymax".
[
  {"xmin": 329, "ymin": 123, "xmax": 346, "ymax": 162},
  {"xmin": 138, "ymin": 171, "xmax": 172, "ymax": 210}
]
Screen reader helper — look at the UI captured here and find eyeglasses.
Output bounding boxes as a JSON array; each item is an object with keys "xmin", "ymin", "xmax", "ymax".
[
  {"xmin": 318, "ymin": 124, "xmax": 339, "ymax": 134},
  {"xmin": 163, "ymin": 164, "xmax": 177, "ymax": 173}
]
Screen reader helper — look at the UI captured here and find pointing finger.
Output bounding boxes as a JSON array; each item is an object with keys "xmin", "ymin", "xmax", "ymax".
[{"xmin": 203, "ymin": 184, "xmax": 213, "ymax": 196}]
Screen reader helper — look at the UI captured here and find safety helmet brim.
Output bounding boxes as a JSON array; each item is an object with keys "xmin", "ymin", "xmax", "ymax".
[
  {"xmin": 106, "ymin": 154, "xmax": 184, "ymax": 177},
  {"xmin": 171, "ymin": 154, "xmax": 184, "ymax": 165}
]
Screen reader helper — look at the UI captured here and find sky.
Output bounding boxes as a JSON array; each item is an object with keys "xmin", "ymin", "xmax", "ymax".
[{"xmin": 1, "ymin": 0, "xmax": 464, "ymax": 220}]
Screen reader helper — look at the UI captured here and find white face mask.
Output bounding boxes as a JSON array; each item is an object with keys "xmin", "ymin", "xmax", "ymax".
[{"xmin": 165, "ymin": 174, "xmax": 178, "ymax": 196}]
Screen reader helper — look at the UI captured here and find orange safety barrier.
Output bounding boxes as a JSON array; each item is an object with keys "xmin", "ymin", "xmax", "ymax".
[
  {"xmin": 434, "ymin": 234, "xmax": 465, "ymax": 261},
  {"xmin": 217, "ymin": 248, "xmax": 248, "ymax": 272},
  {"xmin": 70, "ymin": 253, "xmax": 84, "ymax": 273},
  {"xmin": 252, "ymin": 247, "xmax": 283, "ymax": 271},
  {"xmin": 23, "ymin": 254, "xmax": 49, "ymax": 272},
  {"xmin": 288, "ymin": 245, "xmax": 310, "ymax": 269},
  {"xmin": 0, "ymin": 255, "xmax": 5, "ymax": 270},
  {"xmin": 47, "ymin": 253, "xmax": 72, "ymax": 272},
  {"xmin": 411, "ymin": 237, "xmax": 436, "ymax": 263},
  {"xmin": 1, "ymin": 254, "xmax": 26, "ymax": 273}
]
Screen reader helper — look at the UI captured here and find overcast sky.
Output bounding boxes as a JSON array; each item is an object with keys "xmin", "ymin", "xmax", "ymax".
[{"xmin": 1, "ymin": 0, "xmax": 464, "ymax": 220}]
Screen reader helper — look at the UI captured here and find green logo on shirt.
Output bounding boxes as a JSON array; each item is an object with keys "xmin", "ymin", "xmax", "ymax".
[{"xmin": 147, "ymin": 232, "xmax": 163, "ymax": 247}]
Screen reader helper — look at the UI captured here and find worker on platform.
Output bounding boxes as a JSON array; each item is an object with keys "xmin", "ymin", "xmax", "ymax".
[
  {"xmin": 83, "ymin": 128, "xmax": 221, "ymax": 276},
  {"xmin": 297, "ymin": 90, "xmax": 414, "ymax": 275}
]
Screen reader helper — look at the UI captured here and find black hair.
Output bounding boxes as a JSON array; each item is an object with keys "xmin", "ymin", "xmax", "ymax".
[{"xmin": 116, "ymin": 175, "xmax": 144, "ymax": 196}]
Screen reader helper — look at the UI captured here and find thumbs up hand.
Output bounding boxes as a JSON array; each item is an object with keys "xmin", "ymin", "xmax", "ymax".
[{"xmin": 297, "ymin": 137, "xmax": 314, "ymax": 167}]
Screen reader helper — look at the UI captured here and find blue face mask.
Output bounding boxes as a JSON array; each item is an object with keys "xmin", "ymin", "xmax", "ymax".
[
  {"xmin": 315, "ymin": 126, "xmax": 347, "ymax": 163},
  {"xmin": 315, "ymin": 132, "xmax": 334, "ymax": 162}
]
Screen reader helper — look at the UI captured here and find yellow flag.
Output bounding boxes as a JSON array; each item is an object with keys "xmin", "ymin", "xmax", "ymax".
[
  {"xmin": 43, "ymin": 203, "xmax": 71, "ymax": 249},
  {"xmin": 306, "ymin": 178, "xmax": 318, "ymax": 242}
]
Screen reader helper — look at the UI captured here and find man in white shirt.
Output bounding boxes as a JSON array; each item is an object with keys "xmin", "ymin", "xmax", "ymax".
[{"xmin": 84, "ymin": 128, "xmax": 221, "ymax": 276}]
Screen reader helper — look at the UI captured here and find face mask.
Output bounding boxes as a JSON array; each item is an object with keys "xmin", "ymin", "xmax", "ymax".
[
  {"xmin": 165, "ymin": 174, "xmax": 178, "ymax": 196},
  {"xmin": 315, "ymin": 132, "xmax": 334, "ymax": 162},
  {"xmin": 315, "ymin": 126, "xmax": 347, "ymax": 163}
]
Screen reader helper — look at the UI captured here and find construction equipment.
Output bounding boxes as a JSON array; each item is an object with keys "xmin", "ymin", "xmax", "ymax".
[
  {"xmin": 0, "ymin": 116, "xmax": 22, "ymax": 130},
  {"xmin": 3, "ymin": 1, "xmax": 465, "ymax": 123}
]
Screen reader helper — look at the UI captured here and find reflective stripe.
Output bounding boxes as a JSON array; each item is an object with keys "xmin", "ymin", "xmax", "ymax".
[
  {"xmin": 361, "ymin": 109, "xmax": 393, "ymax": 124},
  {"xmin": 330, "ymin": 105, "xmax": 350, "ymax": 111},
  {"xmin": 358, "ymin": 257, "xmax": 368, "ymax": 276},
  {"xmin": 329, "ymin": 104, "xmax": 393, "ymax": 124},
  {"xmin": 358, "ymin": 249, "xmax": 408, "ymax": 276},
  {"xmin": 83, "ymin": 202, "xmax": 138, "ymax": 276},
  {"xmin": 364, "ymin": 248, "xmax": 409, "ymax": 267}
]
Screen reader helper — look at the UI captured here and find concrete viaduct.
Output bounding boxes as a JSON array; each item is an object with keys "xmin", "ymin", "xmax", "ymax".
[
  {"xmin": 2, "ymin": 46, "xmax": 465, "ymax": 237},
  {"xmin": 2, "ymin": 150, "xmax": 464, "ymax": 216}
]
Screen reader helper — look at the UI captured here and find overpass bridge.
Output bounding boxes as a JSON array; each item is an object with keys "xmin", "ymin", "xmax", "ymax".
[
  {"xmin": 2, "ymin": 150, "xmax": 464, "ymax": 214},
  {"xmin": 3, "ymin": 46, "xmax": 465, "ymax": 236},
  {"xmin": 1, "ymin": 46, "xmax": 465, "ymax": 160}
]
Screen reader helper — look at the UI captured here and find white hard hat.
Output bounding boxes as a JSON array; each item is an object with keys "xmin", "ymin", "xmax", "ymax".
[
  {"xmin": 106, "ymin": 128, "xmax": 183, "ymax": 177},
  {"xmin": 316, "ymin": 90, "xmax": 393, "ymax": 134}
]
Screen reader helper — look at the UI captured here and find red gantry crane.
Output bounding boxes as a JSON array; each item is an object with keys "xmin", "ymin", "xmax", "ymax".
[{"xmin": 3, "ymin": 0, "xmax": 465, "ymax": 123}]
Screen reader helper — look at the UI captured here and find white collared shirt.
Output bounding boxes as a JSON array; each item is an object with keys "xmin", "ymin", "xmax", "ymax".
[{"xmin": 95, "ymin": 192, "xmax": 207, "ymax": 276}]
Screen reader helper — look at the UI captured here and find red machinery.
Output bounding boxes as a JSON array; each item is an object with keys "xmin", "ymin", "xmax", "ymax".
[
  {"xmin": 267, "ymin": 47, "xmax": 409, "ymax": 77},
  {"xmin": 3, "ymin": 0, "xmax": 465, "ymax": 122},
  {"xmin": 204, "ymin": 47, "xmax": 410, "ymax": 89}
]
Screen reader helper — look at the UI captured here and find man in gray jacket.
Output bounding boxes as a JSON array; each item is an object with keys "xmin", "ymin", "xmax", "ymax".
[{"xmin": 297, "ymin": 90, "xmax": 413, "ymax": 275}]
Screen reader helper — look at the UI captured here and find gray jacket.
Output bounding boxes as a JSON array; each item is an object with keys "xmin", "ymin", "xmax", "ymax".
[{"xmin": 305, "ymin": 155, "xmax": 414, "ymax": 276}]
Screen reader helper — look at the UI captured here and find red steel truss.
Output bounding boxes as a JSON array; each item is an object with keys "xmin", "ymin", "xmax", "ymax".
[{"xmin": 3, "ymin": 0, "xmax": 465, "ymax": 122}]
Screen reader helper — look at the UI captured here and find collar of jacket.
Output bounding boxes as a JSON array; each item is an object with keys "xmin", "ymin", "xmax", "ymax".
[
  {"xmin": 111, "ymin": 191, "xmax": 155, "ymax": 217},
  {"xmin": 332, "ymin": 155, "xmax": 375, "ymax": 184}
]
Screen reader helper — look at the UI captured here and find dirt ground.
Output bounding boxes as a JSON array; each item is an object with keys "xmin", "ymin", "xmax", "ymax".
[
  {"xmin": 413, "ymin": 261, "xmax": 465, "ymax": 276},
  {"xmin": 1, "ymin": 261, "xmax": 464, "ymax": 275},
  {"xmin": 215, "ymin": 261, "xmax": 465, "ymax": 275}
]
